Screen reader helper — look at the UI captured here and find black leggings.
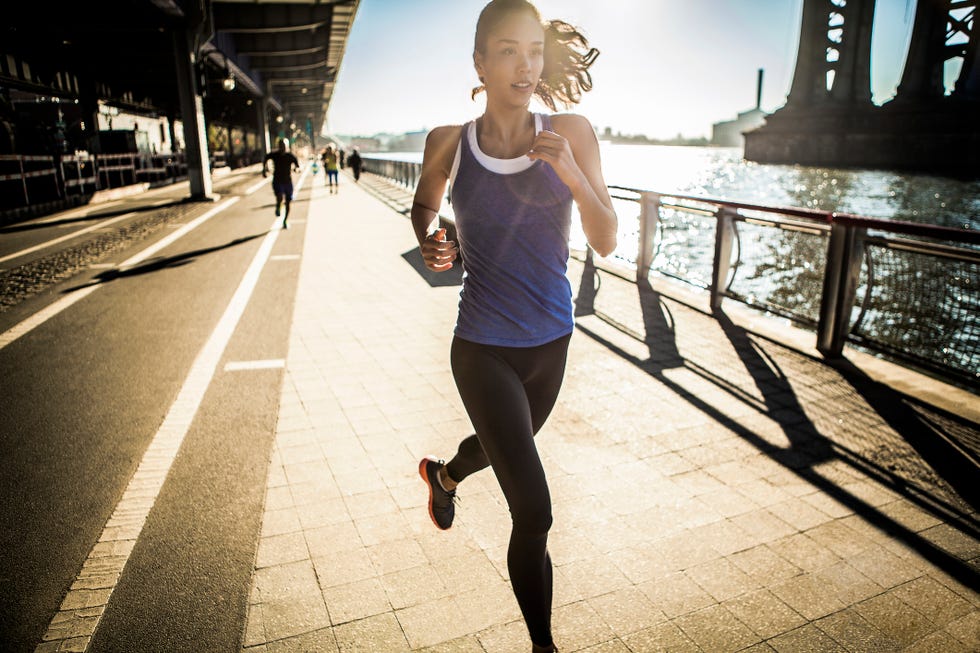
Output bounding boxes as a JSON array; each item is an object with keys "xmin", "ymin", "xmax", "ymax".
[{"xmin": 446, "ymin": 333, "xmax": 571, "ymax": 647}]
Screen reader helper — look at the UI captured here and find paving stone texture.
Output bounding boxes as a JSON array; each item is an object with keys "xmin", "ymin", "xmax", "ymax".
[{"xmin": 240, "ymin": 172, "xmax": 979, "ymax": 652}]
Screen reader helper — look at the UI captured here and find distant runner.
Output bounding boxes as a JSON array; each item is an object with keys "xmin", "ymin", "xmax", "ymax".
[
  {"xmin": 262, "ymin": 139, "xmax": 300, "ymax": 229},
  {"xmin": 322, "ymin": 144, "xmax": 339, "ymax": 194}
]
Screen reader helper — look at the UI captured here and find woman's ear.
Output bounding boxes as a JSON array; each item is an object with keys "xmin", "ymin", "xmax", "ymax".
[{"xmin": 473, "ymin": 50, "xmax": 486, "ymax": 80}]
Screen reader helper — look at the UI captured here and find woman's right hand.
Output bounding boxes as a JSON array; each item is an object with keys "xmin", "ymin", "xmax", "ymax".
[{"xmin": 420, "ymin": 228, "xmax": 458, "ymax": 272}]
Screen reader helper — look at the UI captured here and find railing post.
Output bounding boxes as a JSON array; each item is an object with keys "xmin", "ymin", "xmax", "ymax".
[
  {"xmin": 55, "ymin": 155, "xmax": 65, "ymax": 199},
  {"xmin": 710, "ymin": 207, "xmax": 738, "ymax": 310},
  {"xmin": 636, "ymin": 192, "xmax": 661, "ymax": 281},
  {"xmin": 19, "ymin": 156, "xmax": 29, "ymax": 206},
  {"xmin": 817, "ymin": 222, "xmax": 866, "ymax": 356}
]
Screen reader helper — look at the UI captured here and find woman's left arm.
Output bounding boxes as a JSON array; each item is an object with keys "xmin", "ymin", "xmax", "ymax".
[{"xmin": 528, "ymin": 114, "xmax": 618, "ymax": 257}]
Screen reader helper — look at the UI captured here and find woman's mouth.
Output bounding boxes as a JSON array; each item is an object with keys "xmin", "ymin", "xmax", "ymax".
[{"xmin": 512, "ymin": 81, "xmax": 533, "ymax": 92}]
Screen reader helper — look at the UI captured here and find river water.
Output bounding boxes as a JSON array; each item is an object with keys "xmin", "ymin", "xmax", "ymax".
[
  {"xmin": 369, "ymin": 142, "xmax": 980, "ymax": 231},
  {"xmin": 369, "ymin": 144, "xmax": 979, "ymax": 382}
]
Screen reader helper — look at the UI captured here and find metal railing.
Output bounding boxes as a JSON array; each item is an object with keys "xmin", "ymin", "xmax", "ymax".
[
  {"xmin": 0, "ymin": 150, "xmax": 191, "ymax": 213},
  {"xmin": 361, "ymin": 157, "xmax": 421, "ymax": 189},
  {"xmin": 60, "ymin": 154, "xmax": 97, "ymax": 195},
  {"xmin": 362, "ymin": 157, "xmax": 980, "ymax": 386},
  {"xmin": 0, "ymin": 154, "xmax": 62, "ymax": 207},
  {"xmin": 612, "ymin": 186, "xmax": 979, "ymax": 385}
]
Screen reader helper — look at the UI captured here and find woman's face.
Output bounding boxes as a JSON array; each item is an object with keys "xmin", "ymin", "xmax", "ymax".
[{"xmin": 475, "ymin": 10, "xmax": 545, "ymax": 107}]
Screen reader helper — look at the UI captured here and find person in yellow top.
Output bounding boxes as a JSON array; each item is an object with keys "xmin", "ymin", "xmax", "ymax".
[{"xmin": 321, "ymin": 144, "xmax": 339, "ymax": 193}]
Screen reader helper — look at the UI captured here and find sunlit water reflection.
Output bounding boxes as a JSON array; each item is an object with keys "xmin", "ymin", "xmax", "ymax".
[{"xmin": 373, "ymin": 145, "xmax": 979, "ymax": 379}]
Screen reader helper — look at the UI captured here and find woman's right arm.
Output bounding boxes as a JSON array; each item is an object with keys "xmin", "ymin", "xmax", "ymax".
[{"xmin": 412, "ymin": 126, "xmax": 461, "ymax": 272}]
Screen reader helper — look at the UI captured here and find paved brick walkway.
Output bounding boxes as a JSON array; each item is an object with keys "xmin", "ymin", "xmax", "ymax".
[{"xmin": 241, "ymin": 172, "xmax": 979, "ymax": 652}]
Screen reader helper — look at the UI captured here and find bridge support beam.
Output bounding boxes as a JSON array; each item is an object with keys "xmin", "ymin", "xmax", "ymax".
[
  {"xmin": 954, "ymin": 3, "xmax": 980, "ymax": 100},
  {"xmin": 784, "ymin": 0, "xmax": 875, "ymax": 107},
  {"xmin": 894, "ymin": 0, "xmax": 948, "ymax": 101},
  {"xmin": 257, "ymin": 101, "xmax": 271, "ymax": 158},
  {"xmin": 830, "ymin": 0, "xmax": 875, "ymax": 104}
]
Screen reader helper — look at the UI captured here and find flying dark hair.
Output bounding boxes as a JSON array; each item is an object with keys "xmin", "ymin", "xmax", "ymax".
[{"xmin": 472, "ymin": 0, "xmax": 599, "ymax": 111}]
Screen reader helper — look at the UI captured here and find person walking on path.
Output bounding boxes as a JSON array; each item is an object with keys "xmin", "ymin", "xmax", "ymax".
[
  {"xmin": 322, "ymin": 144, "xmax": 339, "ymax": 193},
  {"xmin": 347, "ymin": 147, "xmax": 363, "ymax": 182},
  {"xmin": 412, "ymin": 2, "xmax": 617, "ymax": 651},
  {"xmin": 262, "ymin": 139, "xmax": 300, "ymax": 228}
]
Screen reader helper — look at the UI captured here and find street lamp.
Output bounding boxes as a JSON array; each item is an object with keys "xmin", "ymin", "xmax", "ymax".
[{"xmin": 221, "ymin": 53, "xmax": 236, "ymax": 91}]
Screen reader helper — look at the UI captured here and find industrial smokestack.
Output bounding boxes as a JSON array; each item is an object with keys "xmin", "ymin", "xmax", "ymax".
[{"xmin": 756, "ymin": 68, "xmax": 764, "ymax": 110}]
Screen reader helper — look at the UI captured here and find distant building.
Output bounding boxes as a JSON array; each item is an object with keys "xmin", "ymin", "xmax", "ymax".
[
  {"xmin": 712, "ymin": 108, "xmax": 767, "ymax": 147},
  {"xmin": 389, "ymin": 129, "xmax": 427, "ymax": 152},
  {"xmin": 348, "ymin": 136, "xmax": 381, "ymax": 152},
  {"xmin": 711, "ymin": 68, "xmax": 768, "ymax": 148}
]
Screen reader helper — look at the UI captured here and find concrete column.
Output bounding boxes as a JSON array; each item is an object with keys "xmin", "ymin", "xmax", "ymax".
[
  {"xmin": 167, "ymin": 110, "xmax": 179, "ymax": 154},
  {"xmin": 78, "ymin": 78, "xmax": 102, "ymax": 154},
  {"xmin": 172, "ymin": 28, "xmax": 213, "ymax": 200},
  {"xmin": 829, "ymin": 0, "xmax": 875, "ymax": 104},
  {"xmin": 895, "ymin": 0, "xmax": 947, "ymax": 101},
  {"xmin": 257, "ymin": 101, "xmax": 270, "ymax": 157}
]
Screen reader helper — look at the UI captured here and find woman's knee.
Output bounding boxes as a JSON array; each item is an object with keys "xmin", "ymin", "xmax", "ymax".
[
  {"xmin": 512, "ymin": 502, "xmax": 553, "ymax": 536},
  {"xmin": 458, "ymin": 435, "xmax": 485, "ymax": 462}
]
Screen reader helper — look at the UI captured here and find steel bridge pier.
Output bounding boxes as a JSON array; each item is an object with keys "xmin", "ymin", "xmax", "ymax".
[{"xmin": 745, "ymin": 0, "xmax": 980, "ymax": 178}]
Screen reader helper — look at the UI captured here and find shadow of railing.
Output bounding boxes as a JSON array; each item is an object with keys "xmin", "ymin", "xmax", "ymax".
[{"xmin": 574, "ymin": 268, "xmax": 980, "ymax": 590}]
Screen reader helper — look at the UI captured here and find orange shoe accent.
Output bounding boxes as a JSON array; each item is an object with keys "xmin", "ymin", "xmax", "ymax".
[{"xmin": 419, "ymin": 455, "xmax": 451, "ymax": 530}]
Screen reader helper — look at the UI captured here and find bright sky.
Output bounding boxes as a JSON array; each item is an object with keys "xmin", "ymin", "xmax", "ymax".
[{"xmin": 326, "ymin": 0, "xmax": 916, "ymax": 139}]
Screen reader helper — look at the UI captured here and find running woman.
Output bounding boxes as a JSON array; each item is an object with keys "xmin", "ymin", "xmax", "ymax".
[
  {"xmin": 262, "ymin": 139, "xmax": 300, "ymax": 228},
  {"xmin": 412, "ymin": 2, "xmax": 617, "ymax": 651}
]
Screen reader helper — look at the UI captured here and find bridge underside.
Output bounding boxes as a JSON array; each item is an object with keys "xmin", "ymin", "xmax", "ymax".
[
  {"xmin": 744, "ymin": 101, "xmax": 980, "ymax": 177},
  {"xmin": 746, "ymin": 0, "xmax": 980, "ymax": 178}
]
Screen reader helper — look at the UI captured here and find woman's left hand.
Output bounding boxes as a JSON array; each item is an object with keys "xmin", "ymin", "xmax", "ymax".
[{"xmin": 527, "ymin": 130, "xmax": 585, "ymax": 191}]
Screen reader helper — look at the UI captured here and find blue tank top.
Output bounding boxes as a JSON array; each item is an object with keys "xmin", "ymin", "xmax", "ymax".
[{"xmin": 450, "ymin": 113, "xmax": 574, "ymax": 347}]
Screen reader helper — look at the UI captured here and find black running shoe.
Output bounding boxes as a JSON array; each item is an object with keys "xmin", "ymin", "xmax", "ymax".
[{"xmin": 419, "ymin": 456, "xmax": 455, "ymax": 530}]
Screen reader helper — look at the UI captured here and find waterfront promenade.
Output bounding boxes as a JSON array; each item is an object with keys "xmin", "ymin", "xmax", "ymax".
[
  {"xmin": 8, "ymin": 168, "xmax": 978, "ymax": 652},
  {"xmin": 236, "ymin": 173, "xmax": 979, "ymax": 652}
]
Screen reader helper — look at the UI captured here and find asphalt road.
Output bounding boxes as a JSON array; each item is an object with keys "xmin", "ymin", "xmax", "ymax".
[{"xmin": 0, "ymin": 167, "xmax": 310, "ymax": 651}]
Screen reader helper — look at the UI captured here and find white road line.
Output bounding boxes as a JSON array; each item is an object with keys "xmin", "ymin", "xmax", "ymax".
[
  {"xmin": 36, "ymin": 215, "xmax": 284, "ymax": 651},
  {"xmin": 0, "ymin": 286, "xmax": 101, "ymax": 352},
  {"xmin": 245, "ymin": 177, "xmax": 269, "ymax": 195},
  {"xmin": 0, "ymin": 198, "xmax": 237, "ymax": 352},
  {"xmin": 224, "ymin": 359, "xmax": 286, "ymax": 371},
  {"xmin": 33, "ymin": 161, "xmax": 314, "ymax": 650},
  {"xmin": 0, "ymin": 212, "xmax": 137, "ymax": 265}
]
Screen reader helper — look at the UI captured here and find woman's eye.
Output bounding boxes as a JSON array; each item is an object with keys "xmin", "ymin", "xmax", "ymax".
[
  {"xmin": 501, "ymin": 47, "xmax": 516, "ymax": 55},
  {"xmin": 531, "ymin": 49, "xmax": 543, "ymax": 57}
]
